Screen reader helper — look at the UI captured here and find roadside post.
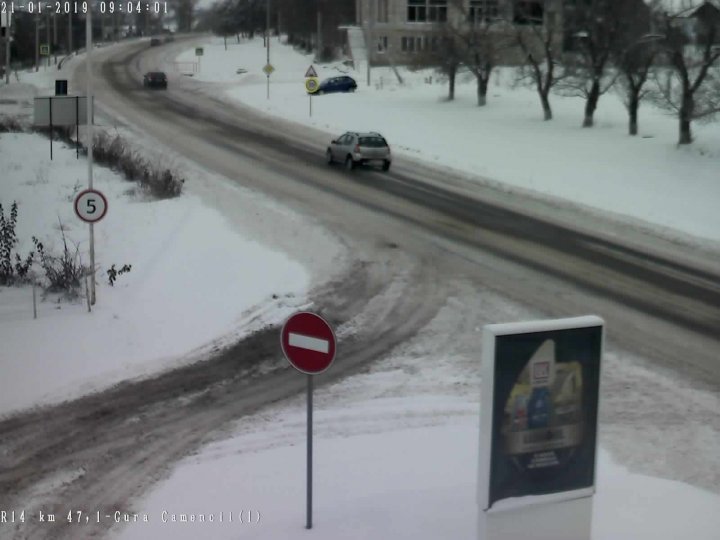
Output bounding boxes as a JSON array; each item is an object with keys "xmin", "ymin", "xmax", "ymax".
[
  {"xmin": 86, "ymin": 5, "xmax": 96, "ymax": 305},
  {"xmin": 262, "ymin": 62, "xmax": 274, "ymax": 99},
  {"xmin": 195, "ymin": 47, "xmax": 203, "ymax": 73},
  {"xmin": 74, "ymin": 188, "xmax": 107, "ymax": 310},
  {"xmin": 304, "ymin": 65, "xmax": 319, "ymax": 117},
  {"xmin": 281, "ymin": 312, "xmax": 336, "ymax": 530},
  {"xmin": 478, "ymin": 315, "xmax": 604, "ymax": 540}
]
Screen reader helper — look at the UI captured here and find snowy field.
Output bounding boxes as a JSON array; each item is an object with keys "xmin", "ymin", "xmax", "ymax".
[
  {"xmin": 0, "ymin": 131, "xmax": 310, "ymax": 416},
  {"xmin": 177, "ymin": 37, "xmax": 720, "ymax": 246}
]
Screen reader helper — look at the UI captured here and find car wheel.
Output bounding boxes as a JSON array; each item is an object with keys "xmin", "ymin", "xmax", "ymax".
[
  {"xmin": 382, "ymin": 160, "xmax": 391, "ymax": 172},
  {"xmin": 345, "ymin": 156, "xmax": 355, "ymax": 170},
  {"xmin": 326, "ymin": 149, "xmax": 334, "ymax": 165}
]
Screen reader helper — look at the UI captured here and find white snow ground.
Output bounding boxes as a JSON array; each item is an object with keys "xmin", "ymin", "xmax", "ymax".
[
  {"xmin": 0, "ymin": 131, "xmax": 309, "ymax": 416},
  {"xmin": 110, "ymin": 315, "xmax": 720, "ymax": 540},
  {"xmin": 177, "ymin": 37, "xmax": 720, "ymax": 246}
]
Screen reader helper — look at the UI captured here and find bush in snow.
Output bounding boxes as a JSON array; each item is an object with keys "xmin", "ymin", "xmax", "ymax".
[
  {"xmin": 91, "ymin": 132, "xmax": 185, "ymax": 199},
  {"xmin": 32, "ymin": 224, "xmax": 87, "ymax": 296},
  {"xmin": 0, "ymin": 116, "xmax": 24, "ymax": 133},
  {"xmin": 0, "ymin": 201, "xmax": 35, "ymax": 285},
  {"xmin": 107, "ymin": 263, "xmax": 132, "ymax": 286}
]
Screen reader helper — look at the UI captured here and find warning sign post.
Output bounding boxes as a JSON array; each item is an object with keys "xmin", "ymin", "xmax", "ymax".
[{"xmin": 281, "ymin": 312, "xmax": 337, "ymax": 530}]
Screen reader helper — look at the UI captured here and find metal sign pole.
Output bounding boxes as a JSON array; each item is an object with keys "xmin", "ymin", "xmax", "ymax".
[
  {"xmin": 75, "ymin": 96, "xmax": 79, "ymax": 159},
  {"xmin": 266, "ymin": 0, "xmax": 271, "ymax": 99},
  {"xmin": 309, "ymin": 94, "xmax": 312, "ymax": 117},
  {"xmin": 86, "ymin": 7, "xmax": 96, "ymax": 305},
  {"xmin": 49, "ymin": 97, "xmax": 53, "ymax": 160},
  {"xmin": 307, "ymin": 374, "xmax": 313, "ymax": 529}
]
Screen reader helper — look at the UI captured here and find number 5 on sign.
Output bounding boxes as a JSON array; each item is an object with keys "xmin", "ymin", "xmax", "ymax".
[{"xmin": 74, "ymin": 189, "xmax": 108, "ymax": 223}]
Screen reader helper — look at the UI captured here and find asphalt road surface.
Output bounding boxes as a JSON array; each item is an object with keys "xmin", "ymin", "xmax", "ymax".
[{"xmin": 0, "ymin": 38, "xmax": 718, "ymax": 539}]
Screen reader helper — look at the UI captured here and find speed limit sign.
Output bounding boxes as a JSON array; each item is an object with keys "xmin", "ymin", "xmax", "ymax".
[{"xmin": 74, "ymin": 189, "xmax": 108, "ymax": 223}]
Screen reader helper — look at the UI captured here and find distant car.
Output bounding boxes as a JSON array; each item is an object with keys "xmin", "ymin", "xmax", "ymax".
[
  {"xmin": 326, "ymin": 132, "xmax": 391, "ymax": 171},
  {"xmin": 236, "ymin": 68, "xmax": 248, "ymax": 74},
  {"xmin": 150, "ymin": 38, "xmax": 162, "ymax": 46},
  {"xmin": 143, "ymin": 71, "xmax": 168, "ymax": 89},
  {"xmin": 316, "ymin": 76, "xmax": 357, "ymax": 95}
]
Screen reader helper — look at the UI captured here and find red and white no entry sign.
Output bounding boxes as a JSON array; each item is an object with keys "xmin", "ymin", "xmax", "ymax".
[
  {"xmin": 281, "ymin": 312, "xmax": 336, "ymax": 375},
  {"xmin": 74, "ymin": 189, "xmax": 108, "ymax": 224}
]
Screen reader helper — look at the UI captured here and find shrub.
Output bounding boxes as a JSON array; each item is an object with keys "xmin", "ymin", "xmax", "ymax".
[
  {"xmin": 32, "ymin": 224, "xmax": 87, "ymax": 295},
  {"xmin": 91, "ymin": 132, "xmax": 185, "ymax": 199},
  {"xmin": 0, "ymin": 116, "xmax": 24, "ymax": 133},
  {"xmin": 0, "ymin": 201, "xmax": 35, "ymax": 285},
  {"xmin": 107, "ymin": 263, "xmax": 132, "ymax": 286}
]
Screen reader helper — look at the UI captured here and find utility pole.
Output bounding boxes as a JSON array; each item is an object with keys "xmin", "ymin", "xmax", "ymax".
[
  {"xmin": 86, "ymin": 8, "xmax": 96, "ymax": 305},
  {"xmin": 266, "ymin": 0, "xmax": 271, "ymax": 99},
  {"xmin": 317, "ymin": 10, "xmax": 322, "ymax": 60},
  {"xmin": 53, "ymin": 11, "xmax": 58, "ymax": 64},
  {"xmin": 35, "ymin": 16, "xmax": 39, "ymax": 72},
  {"xmin": 3, "ymin": 12, "xmax": 10, "ymax": 84},
  {"xmin": 46, "ymin": 9, "xmax": 51, "ymax": 68},
  {"xmin": 367, "ymin": 0, "xmax": 373, "ymax": 86},
  {"xmin": 68, "ymin": 12, "xmax": 72, "ymax": 55}
]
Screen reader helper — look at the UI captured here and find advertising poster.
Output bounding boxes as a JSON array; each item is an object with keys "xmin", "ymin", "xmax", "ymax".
[{"xmin": 479, "ymin": 316, "xmax": 603, "ymax": 510}]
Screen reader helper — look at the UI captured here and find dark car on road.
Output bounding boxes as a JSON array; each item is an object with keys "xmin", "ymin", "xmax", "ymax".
[
  {"xmin": 316, "ymin": 76, "xmax": 357, "ymax": 95},
  {"xmin": 143, "ymin": 71, "xmax": 168, "ymax": 89}
]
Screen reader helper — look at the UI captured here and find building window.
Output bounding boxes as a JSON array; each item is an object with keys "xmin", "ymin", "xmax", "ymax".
[
  {"xmin": 469, "ymin": 0, "xmax": 499, "ymax": 24},
  {"xmin": 377, "ymin": 36, "xmax": 388, "ymax": 53},
  {"xmin": 514, "ymin": 1, "xmax": 544, "ymax": 25},
  {"xmin": 377, "ymin": 0, "xmax": 389, "ymax": 23},
  {"xmin": 408, "ymin": 0, "xmax": 447, "ymax": 23},
  {"xmin": 401, "ymin": 37, "xmax": 409, "ymax": 51}
]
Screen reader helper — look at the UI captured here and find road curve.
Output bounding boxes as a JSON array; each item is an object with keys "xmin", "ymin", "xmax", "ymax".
[{"xmin": 0, "ymin": 38, "xmax": 719, "ymax": 540}]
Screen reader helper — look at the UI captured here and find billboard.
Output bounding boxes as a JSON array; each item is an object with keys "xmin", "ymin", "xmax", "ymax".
[
  {"xmin": 34, "ymin": 96, "xmax": 93, "ymax": 127},
  {"xmin": 478, "ymin": 316, "xmax": 603, "ymax": 511}
]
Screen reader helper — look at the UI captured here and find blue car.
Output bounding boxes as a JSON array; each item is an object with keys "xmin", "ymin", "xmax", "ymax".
[{"xmin": 316, "ymin": 76, "xmax": 357, "ymax": 95}]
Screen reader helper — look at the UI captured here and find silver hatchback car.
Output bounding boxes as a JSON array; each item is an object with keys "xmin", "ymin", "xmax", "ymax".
[{"xmin": 326, "ymin": 132, "xmax": 392, "ymax": 172}]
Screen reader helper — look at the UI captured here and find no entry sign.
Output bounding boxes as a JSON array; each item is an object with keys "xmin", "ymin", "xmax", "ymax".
[
  {"xmin": 280, "ymin": 311, "xmax": 337, "ymax": 529},
  {"xmin": 281, "ymin": 312, "xmax": 336, "ymax": 374}
]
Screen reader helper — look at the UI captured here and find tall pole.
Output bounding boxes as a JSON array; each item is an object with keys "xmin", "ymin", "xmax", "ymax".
[
  {"xmin": 35, "ymin": 16, "xmax": 39, "ymax": 72},
  {"xmin": 4, "ymin": 12, "xmax": 10, "ymax": 84},
  {"xmin": 317, "ymin": 11, "xmax": 322, "ymax": 60},
  {"xmin": 68, "ymin": 12, "xmax": 72, "ymax": 54},
  {"xmin": 53, "ymin": 11, "xmax": 58, "ymax": 64},
  {"xmin": 86, "ymin": 8, "xmax": 96, "ymax": 305},
  {"xmin": 367, "ymin": 0, "xmax": 373, "ymax": 87},
  {"xmin": 266, "ymin": 0, "xmax": 271, "ymax": 100},
  {"xmin": 46, "ymin": 9, "xmax": 51, "ymax": 68}
]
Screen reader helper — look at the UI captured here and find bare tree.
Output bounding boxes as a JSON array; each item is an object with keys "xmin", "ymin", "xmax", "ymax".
[
  {"xmin": 559, "ymin": 0, "xmax": 627, "ymax": 127},
  {"xmin": 653, "ymin": 7, "xmax": 720, "ymax": 144},
  {"xmin": 610, "ymin": 0, "xmax": 659, "ymax": 135},
  {"xmin": 512, "ymin": 1, "xmax": 567, "ymax": 120},
  {"xmin": 446, "ymin": 0, "xmax": 509, "ymax": 106},
  {"xmin": 413, "ymin": 29, "xmax": 463, "ymax": 101}
]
